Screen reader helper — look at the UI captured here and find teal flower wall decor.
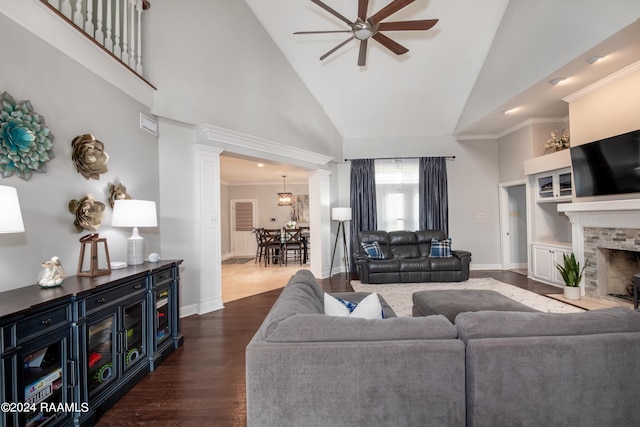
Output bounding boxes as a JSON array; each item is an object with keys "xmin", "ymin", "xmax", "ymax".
[{"xmin": 0, "ymin": 91, "xmax": 55, "ymax": 180}]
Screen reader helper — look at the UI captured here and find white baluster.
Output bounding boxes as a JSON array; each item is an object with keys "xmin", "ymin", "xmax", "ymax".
[
  {"xmin": 136, "ymin": 0, "xmax": 143, "ymax": 74},
  {"xmin": 121, "ymin": 0, "xmax": 129, "ymax": 65},
  {"xmin": 95, "ymin": 0, "xmax": 104, "ymax": 44},
  {"xmin": 114, "ymin": 0, "xmax": 122, "ymax": 58},
  {"xmin": 61, "ymin": 0, "xmax": 72, "ymax": 19},
  {"xmin": 129, "ymin": 0, "xmax": 137, "ymax": 69},
  {"xmin": 84, "ymin": 0, "xmax": 94, "ymax": 35},
  {"xmin": 73, "ymin": 0, "xmax": 83, "ymax": 27},
  {"xmin": 105, "ymin": 0, "xmax": 113, "ymax": 51}
]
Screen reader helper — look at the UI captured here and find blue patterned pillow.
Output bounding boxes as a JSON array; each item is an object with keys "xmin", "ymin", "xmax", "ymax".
[
  {"xmin": 361, "ymin": 241, "xmax": 385, "ymax": 259},
  {"xmin": 429, "ymin": 237, "xmax": 452, "ymax": 258}
]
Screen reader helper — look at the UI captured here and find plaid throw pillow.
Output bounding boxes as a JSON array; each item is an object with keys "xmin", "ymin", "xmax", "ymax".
[
  {"xmin": 361, "ymin": 241, "xmax": 385, "ymax": 259},
  {"xmin": 429, "ymin": 237, "xmax": 452, "ymax": 258}
]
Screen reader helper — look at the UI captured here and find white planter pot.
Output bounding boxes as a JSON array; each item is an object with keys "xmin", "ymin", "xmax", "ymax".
[{"xmin": 564, "ymin": 286, "xmax": 581, "ymax": 300}]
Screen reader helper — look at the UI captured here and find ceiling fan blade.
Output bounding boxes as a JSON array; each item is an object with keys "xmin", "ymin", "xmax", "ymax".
[
  {"xmin": 358, "ymin": 0, "xmax": 369, "ymax": 20},
  {"xmin": 294, "ymin": 30, "xmax": 353, "ymax": 35},
  {"xmin": 310, "ymin": 0, "xmax": 353, "ymax": 26},
  {"xmin": 377, "ymin": 19, "xmax": 438, "ymax": 31},
  {"xmin": 320, "ymin": 36, "xmax": 355, "ymax": 61},
  {"xmin": 372, "ymin": 32, "xmax": 409, "ymax": 55},
  {"xmin": 368, "ymin": 0, "xmax": 415, "ymax": 25},
  {"xmin": 358, "ymin": 39, "xmax": 368, "ymax": 66}
]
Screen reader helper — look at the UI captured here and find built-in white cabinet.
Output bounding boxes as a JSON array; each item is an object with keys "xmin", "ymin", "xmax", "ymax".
[
  {"xmin": 535, "ymin": 168, "xmax": 572, "ymax": 203},
  {"xmin": 531, "ymin": 242, "xmax": 572, "ymax": 286}
]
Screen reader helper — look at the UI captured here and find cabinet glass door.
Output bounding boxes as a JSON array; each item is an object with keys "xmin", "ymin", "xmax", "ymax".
[
  {"xmin": 21, "ymin": 341, "xmax": 65, "ymax": 427},
  {"xmin": 558, "ymin": 171, "xmax": 572, "ymax": 197},
  {"xmin": 87, "ymin": 316, "xmax": 116, "ymax": 396},
  {"xmin": 537, "ymin": 175, "xmax": 554, "ymax": 199},
  {"xmin": 123, "ymin": 301, "xmax": 146, "ymax": 371},
  {"xmin": 155, "ymin": 288, "xmax": 171, "ymax": 345}
]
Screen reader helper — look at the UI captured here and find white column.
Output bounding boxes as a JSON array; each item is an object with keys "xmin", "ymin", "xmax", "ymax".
[
  {"xmin": 193, "ymin": 144, "xmax": 225, "ymax": 314},
  {"xmin": 308, "ymin": 169, "xmax": 332, "ymax": 278}
]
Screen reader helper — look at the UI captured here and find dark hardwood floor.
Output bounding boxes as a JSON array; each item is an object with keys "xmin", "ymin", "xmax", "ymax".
[{"xmin": 96, "ymin": 270, "xmax": 560, "ymax": 426}]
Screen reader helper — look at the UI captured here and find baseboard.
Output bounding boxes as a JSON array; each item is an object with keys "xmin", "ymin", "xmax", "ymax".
[
  {"xmin": 470, "ymin": 264, "xmax": 503, "ymax": 270},
  {"xmin": 180, "ymin": 303, "xmax": 198, "ymax": 318}
]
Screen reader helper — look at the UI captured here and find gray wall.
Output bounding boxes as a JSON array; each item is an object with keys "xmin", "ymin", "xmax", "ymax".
[{"xmin": 0, "ymin": 13, "xmax": 159, "ymax": 292}]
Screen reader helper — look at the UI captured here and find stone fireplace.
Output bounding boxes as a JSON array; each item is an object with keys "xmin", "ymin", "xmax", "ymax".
[{"xmin": 558, "ymin": 199, "xmax": 640, "ymax": 300}]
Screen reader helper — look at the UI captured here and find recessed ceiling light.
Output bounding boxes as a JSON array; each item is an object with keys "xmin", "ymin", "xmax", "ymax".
[
  {"xmin": 586, "ymin": 55, "xmax": 604, "ymax": 64},
  {"xmin": 502, "ymin": 108, "xmax": 517, "ymax": 115},
  {"xmin": 257, "ymin": 163, "xmax": 264, "ymax": 167},
  {"xmin": 548, "ymin": 77, "xmax": 566, "ymax": 86}
]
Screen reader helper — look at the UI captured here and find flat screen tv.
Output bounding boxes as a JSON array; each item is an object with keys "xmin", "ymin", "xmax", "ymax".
[{"xmin": 570, "ymin": 129, "xmax": 640, "ymax": 197}]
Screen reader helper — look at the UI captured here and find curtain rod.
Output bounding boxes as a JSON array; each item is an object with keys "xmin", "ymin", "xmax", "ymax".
[{"xmin": 343, "ymin": 156, "xmax": 456, "ymax": 162}]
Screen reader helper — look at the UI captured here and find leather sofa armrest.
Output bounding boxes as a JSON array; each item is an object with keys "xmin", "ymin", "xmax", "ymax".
[{"xmin": 452, "ymin": 250, "xmax": 471, "ymax": 259}]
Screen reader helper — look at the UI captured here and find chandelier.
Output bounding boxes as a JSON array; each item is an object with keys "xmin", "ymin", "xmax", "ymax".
[{"xmin": 277, "ymin": 175, "xmax": 292, "ymax": 206}]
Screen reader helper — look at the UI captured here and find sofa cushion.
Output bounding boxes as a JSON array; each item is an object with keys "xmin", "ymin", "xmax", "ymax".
[
  {"xmin": 429, "ymin": 256, "xmax": 462, "ymax": 271},
  {"xmin": 361, "ymin": 241, "xmax": 385, "ymax": 259},
  {"xmin": 429, "ymin": 237, "xmax": 452, "ymax": 258},
  {"xmin": 456, "ymin": 307, "xmax": 640, "ymax": 342},
  {"xmin": 263, "ymin": 313, "xmax": 458, "ymax": 342},
  {"xmin": 398, "ymin": 257, "xmax": 431, "ymax": 272}
]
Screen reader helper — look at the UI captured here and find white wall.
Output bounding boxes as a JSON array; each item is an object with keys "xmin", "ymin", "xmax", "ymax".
[
  {"xmin": 343, "ymin": 136, "xmax": 501, "ymax": 269},
  {"xmin": 144, "ymin": 0, "xmax": 343, "ymax": 159},
  {"xmin": 0, "ymin": 13, "xmax": 159, "ymax": 292}
]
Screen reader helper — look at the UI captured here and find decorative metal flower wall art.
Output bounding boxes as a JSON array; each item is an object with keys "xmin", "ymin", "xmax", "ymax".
[
  {"xmin": 71, "ymin": 134, "xmax": 109, "ymax": 180},
  {"xmin": 0, "ymin": 91, "xmax": 55, "ymax": 180},
  {"xmin": 68, "ymin": 193, "xmax": 106, "ymax": 233},
  {"xmin": 108, "ymin": 182, "xmax": 131, "ymax": 208}
]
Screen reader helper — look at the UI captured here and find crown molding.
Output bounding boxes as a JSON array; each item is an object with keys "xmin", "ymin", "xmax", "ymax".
[
  {"xmin": 198, "ymin": 124, "xmax": 334, "ymax": 166},
  {"xmin": 563, "ymin": 60, "xmax": 640, "ymax": 103}
]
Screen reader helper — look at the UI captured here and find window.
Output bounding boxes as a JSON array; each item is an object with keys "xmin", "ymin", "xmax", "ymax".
[{"xmin": 375, "ymin": 159, "xmax": 419, "ymax": 231}]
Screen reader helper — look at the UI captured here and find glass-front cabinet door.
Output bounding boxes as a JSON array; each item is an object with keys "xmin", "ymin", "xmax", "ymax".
[
  {"xmin": 123, "ymin": 300, "xmax": 146, "ymax": 372},
  {"xmin": 10, "ymin": 329, "xmax": 75, "ymax": 427},
  {"xmin": 86, "ymin": 314, "xmax": 116, "ymax": 397},
  {"xmin": 155, "ymin": 287, "xmax": 171, "ymax": 347}
]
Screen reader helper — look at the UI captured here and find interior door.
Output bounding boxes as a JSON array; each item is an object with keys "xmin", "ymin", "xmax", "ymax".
[{"xmin": 231, "ymin": 200, "xmax": 257, "ymax": 257}]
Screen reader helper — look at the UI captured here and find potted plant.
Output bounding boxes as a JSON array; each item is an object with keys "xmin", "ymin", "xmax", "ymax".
[{"xmin": 555, "ymin": 252, "xmax": 586, "ymax": 300}]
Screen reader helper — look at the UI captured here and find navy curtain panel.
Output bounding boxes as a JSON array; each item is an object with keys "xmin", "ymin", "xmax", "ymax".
[
  {"xmin": 419, "ymin": 157, "xmax": 449, "ymax": 234},
  {"xmin": 349, "ymin": 159, "xmax": 377, "ymax": 272}
]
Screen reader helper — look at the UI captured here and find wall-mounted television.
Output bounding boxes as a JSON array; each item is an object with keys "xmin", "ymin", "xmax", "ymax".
[{"xmin": 570, "ymin": 129, "xmax": 640, "ymax": 198}]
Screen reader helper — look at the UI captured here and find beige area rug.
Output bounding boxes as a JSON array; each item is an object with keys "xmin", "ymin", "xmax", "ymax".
[{"xmin": 351, "ymin": 278, "xmax": 584, "ymax": 317}]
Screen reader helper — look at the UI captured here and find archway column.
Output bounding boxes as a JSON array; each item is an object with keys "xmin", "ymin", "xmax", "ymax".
[{"xmin": 308, "ymin": 169, "xmax": 332, "ymax": 278}]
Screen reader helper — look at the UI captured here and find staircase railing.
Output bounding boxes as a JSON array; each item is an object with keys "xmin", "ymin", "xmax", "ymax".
[{"xmin": 40, "ymin": 0, "xmax": 148, "ymax": 75}]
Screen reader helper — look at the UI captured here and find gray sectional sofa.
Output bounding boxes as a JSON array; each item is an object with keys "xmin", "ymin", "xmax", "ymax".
[
  {"xmin": 355, "ymin": 230, "xmax": 472, "ymax": 284},
  {"xmin": 246, "ymin": 270, "xmax": 640, "ymax": 427}
]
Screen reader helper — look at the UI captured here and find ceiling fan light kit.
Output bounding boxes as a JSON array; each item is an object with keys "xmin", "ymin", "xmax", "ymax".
[{"xmin": 295, "ymin": 0, "xmax": 438, "ymax": 67}]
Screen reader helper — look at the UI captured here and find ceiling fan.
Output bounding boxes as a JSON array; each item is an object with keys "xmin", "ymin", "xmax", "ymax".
[{"xmin": 294, "ymin": 0, "xmax": 438, "ymax": 66}]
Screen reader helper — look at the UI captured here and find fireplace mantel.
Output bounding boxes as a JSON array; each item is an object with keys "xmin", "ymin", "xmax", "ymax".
[{"xmin": 558, "ymin": 199, "xmax": 640, "ymax": 214}]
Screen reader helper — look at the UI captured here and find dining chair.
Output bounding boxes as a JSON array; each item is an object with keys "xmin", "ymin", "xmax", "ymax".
[
  {"xmin": 253, "ymin": 228, "xmax": 266, "ymax": 264},
  {"xmin": 262, "ymin": 228, "xmax": 283, "ymax": 266},
  {"xmin": 282, "ymin": 228, "xmax": 303, "ymax": 266}
]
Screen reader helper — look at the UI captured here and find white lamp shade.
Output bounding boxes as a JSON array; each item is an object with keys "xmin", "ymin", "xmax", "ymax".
[
  {"xmin": 111, "ymin": 200, "xmax": 158, "ymax": 228},
  {"xmin": 0, "ymin": 186, "xmax": 25, "ymax": 233},
  {"xmin": 332, "ymin": 207, "xmax": 352, "ymax": 221}
]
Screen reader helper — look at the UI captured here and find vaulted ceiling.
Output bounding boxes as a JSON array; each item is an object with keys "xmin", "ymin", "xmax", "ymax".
[{"xmin": 223, "ymin": 1, "xmax": 640, "ymax": 183}]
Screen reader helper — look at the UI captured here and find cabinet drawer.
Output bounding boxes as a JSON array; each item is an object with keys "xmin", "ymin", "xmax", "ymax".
[
  {"xmin": 152, "ymin": 269, "xmax": 174, "ymax": 287},
  {"xmin": 86, "ymin": 278, "xmax": 147, "ymax": 313},
  {"xmin": 16, "ymin": 305, "xmax": 71, "ymax": 341}
]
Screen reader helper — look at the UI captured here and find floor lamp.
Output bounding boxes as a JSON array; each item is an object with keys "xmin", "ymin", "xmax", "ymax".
[{"xmin": 330, "ymin": 207, "xmax": 351, "ymax": 277}]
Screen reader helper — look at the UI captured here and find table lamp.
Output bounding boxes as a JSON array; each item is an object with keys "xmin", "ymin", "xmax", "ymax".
[
  {"xmin": 0, "ymin": 185, "xmax": 25, "ymax": 233},
  {"xmin": 111, "ymin": 199, "xmax": 157, "ymax": 265}
]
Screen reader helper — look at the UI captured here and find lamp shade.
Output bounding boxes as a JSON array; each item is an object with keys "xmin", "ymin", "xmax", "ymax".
[
  {"xmin": 111, "ymin": 200, "xmax": 158, "ymax": 228},
  {"xmin": 0, "ymin": 186, "xmax": 25, "ymax": 233},
  {"xmin": 332, "ymin": 207, "xmax": 352, "ymax": 221}
]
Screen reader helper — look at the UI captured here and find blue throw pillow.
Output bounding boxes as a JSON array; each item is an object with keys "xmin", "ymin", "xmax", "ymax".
[
  {"xmin": 361, "ymin": 241, "xmax": 385, "ymax": 259},
  {"xmin": 429, "ymin": 237, "xmax": 452, "ymax": 258}
]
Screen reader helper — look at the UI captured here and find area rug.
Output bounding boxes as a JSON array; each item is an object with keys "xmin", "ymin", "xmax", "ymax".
[
  {"xmin": 222, "ymin": 257, "xmax": 254, "ymax": 265},
  {"xmin": 350, "ymin": 278, "xmax": 584, "ymax": 317}
]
